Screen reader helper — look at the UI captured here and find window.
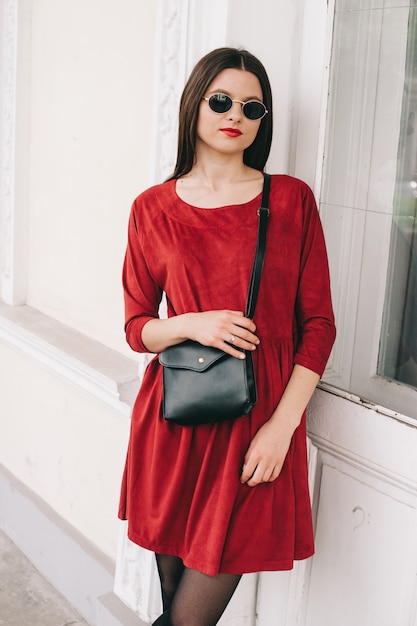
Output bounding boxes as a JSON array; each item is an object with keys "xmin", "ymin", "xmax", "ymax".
[
  {"xmin": 320, "ymin": 0, "xmax": 417, "ymax": 419},
  {"xmin": 378, "ymin": 9, "xmax": 417, "ymax": 391}
]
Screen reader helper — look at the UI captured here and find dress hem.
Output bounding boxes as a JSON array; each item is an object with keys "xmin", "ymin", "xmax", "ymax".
[{"xmin": 125, "ymin": 528, "xmax": 314, "ymax": 577}]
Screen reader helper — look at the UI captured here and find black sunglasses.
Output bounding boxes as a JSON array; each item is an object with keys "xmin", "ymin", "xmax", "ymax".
[{"xmin": 202, "ymin": 93, "xmax": 268, "ymax": 121}]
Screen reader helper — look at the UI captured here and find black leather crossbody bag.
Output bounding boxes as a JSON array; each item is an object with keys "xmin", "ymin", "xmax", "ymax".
[{"xmin": 159, "ymin": 173, "xmax": 271, "ymax": 426}]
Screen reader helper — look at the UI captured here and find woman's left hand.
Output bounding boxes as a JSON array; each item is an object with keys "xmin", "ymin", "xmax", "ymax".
[{"xmin": 240, "ymin": 416, "xmax": 296, "ymax": 487}]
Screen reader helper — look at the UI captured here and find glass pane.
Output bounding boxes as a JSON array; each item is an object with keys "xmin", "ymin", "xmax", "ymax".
[{"xmin": 378, "ymin": 8, "xmax": 417, "ymax": 389}]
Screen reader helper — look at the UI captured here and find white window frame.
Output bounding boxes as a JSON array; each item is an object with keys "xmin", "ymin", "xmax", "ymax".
[{"xmin": 317, "ymin": 0, "xmax": 417, "ymax": 421}]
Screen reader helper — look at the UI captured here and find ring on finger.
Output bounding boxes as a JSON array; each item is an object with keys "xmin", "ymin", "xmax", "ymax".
[{"xmin": 229, "ymin": 334, "xmax": 236, "ymax": 344}]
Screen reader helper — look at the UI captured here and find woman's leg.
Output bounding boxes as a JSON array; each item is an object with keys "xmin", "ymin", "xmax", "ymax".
[
  {"xmin": 155, "ymin": 553, "xmax": 185, "ymax": 612},
  {"xmin": 154, "ymin": 555, "xmax": 241, "ymax": 626},
  {"xmin": 170, "ymin": 567, "xmax": 242, "ymax": 626}
]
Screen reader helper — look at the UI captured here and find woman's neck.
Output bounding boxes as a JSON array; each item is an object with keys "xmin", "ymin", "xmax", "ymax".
[
  {"xmin": 176, "ymin": 161, "xmax": 264, "ymax": 208},
  {"xmin": 186, "ymin": 157, "xmax": 260, "ymax": 187}
]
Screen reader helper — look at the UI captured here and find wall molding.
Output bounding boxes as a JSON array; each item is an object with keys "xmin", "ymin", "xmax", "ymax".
[
  {"xmin": 309, "ymin": 430, "xmax": 417, "ymax": 497},
  {"xmin": 304, "ymin": 391, "xmax": 417, "ymax": 625},
  {"xmin": 0, "ymin": 303, "xmax": 139, "ymax": 416},
  {"xmin": 148, "ymin": 0, "xmax": 189, "ymax": 184},
  {"xmin": 308, "ymin": 387, "xmax": 417, "ymax": 492},
  {"xmin": 149, "ymin": 0, "xmax": 230, "ymax": 184}
]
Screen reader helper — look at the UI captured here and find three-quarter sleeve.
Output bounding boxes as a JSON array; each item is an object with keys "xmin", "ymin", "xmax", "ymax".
[
  {"xmin": 123, "ymin": 200, "xmax": 163, "ymax": 353},
  {"xmin": 293, "ymin": 185, "xmax": 336, "ymax": 376}
]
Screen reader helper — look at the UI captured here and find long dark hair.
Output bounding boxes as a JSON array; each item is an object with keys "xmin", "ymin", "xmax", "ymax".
[{"xmin": 167, "ymin": 47, "xmax": 273, "ymax": 180}]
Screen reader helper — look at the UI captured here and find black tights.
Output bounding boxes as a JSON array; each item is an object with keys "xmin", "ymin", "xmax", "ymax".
[{"xmin": 153, "ymin": 554, "xmax": 241, "ymax": 626}]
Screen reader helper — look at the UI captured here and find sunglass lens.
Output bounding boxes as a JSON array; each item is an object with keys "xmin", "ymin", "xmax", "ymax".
[
  {"xmin": 242, "ymin": 101, "xmax": 266, "ymax": 120},
  {"xmin": 209, "ymin": 94, "xmax": 232, "ymax": 113}
]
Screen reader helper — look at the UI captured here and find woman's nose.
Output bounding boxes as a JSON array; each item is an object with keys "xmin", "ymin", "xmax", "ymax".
[{"xmin": 227, "ymin": 102, "xmax": 242, "ymax": 120}]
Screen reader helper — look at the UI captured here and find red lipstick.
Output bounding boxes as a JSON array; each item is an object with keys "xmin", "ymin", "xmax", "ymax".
[{"xmin": 220, "ymin": 128, "xmax": 242, "ymax": 137}]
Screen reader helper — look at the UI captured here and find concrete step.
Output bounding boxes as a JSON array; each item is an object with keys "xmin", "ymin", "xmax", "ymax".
[
  {"xmin": 97, "ymin": 592, "xmax": 147, "ymax": 626},
  {"xmin": 0, "ymin": 529, "xmax": 87, "ymax": 625}
]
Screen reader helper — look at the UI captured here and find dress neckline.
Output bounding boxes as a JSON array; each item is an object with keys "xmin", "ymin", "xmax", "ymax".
[{"xmin": 172, "ymin": 179, "xmax": 263, "ymax": 211}]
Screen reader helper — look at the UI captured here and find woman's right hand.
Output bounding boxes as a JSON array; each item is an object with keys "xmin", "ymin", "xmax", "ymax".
[
  {"xmin": 186, "ymin": 310, "xmax": 259, "ymax": 358},
  {"xmin": 141, "ymin": 310, "xmax": 259, "ymax": 358}
]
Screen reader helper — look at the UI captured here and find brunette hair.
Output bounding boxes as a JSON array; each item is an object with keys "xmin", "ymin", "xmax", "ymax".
[{"xmin": 167, "ymin": 47, "xmax": 273, "ymax": 180}]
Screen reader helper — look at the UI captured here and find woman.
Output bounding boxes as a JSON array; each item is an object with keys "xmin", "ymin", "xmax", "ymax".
[{"xmin": 119, "ymin": 47, "xmax": 336, "ymax": 626}]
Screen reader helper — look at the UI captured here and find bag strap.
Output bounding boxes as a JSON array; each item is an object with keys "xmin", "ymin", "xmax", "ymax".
[{"xmin": 245, "ymin": 172, "xmax": 271, "ymax": 319}]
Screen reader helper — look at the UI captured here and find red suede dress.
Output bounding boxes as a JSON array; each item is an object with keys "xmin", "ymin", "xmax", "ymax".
[{"xmin": 118, "ymin": 175, "xmax": 336, "ymax": 576}]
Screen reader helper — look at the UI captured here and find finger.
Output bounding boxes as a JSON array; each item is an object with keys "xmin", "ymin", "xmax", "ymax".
[
  {"xmin": 245, "ymin": 468, "xmax": 264, "ymax": 487},
  {"xmin": 228, "ymin": 328, "xmax": 259, "ymax": 347},
  {"xmin": 240, "ymin": 462, "xmax": 257, "ymax": 484},
  {"xmin": 268, "ymin": 465, "xmax": 283, "ymax": 482},
  {"xmin": 235, "ymin": 337, "xmax": 259, "ymax": 351},
  {"xmin": 226, "ymin": 312, "xmax": 257, "ymax": 334},
  {"xmin": 264, "ymin": 467, "xmax": 278, "ymax": 482},
  {"xmin": 220, "ymin": 341, "xmax": 246, "ymax": 359},
  {"xmin": 237, "ymin": 321, "xmax": 258, "ymax": 336},
  {"xmin": 226, "ymin": 334, "xmax": 257, "ymax": 353},
  {"xmin": 247, "ymin": 465, "xmax": 277, "ymax": 487},
  {"xmin": 244, "ymin": 464, "xmax": 279, "ymax": 487}
]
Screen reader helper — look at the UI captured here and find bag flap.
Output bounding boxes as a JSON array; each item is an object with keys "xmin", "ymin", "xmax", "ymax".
[{"xmin": 158, "ymin": 340, "xmax": 228, "ymax": 372}]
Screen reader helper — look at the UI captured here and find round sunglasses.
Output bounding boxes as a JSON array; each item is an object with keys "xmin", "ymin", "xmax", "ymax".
[{"xmin": 202, "ymin": 93, "xmax": 268, "ymax": 121}]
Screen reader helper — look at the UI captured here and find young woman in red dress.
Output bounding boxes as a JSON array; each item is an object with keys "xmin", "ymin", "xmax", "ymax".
[{"xmin": 119, "ymin": 47, "xmax": 336, "ymax": 626}]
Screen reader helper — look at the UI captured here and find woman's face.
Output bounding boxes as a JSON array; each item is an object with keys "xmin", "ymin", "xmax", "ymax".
[{"xmin": 196, "ymin": 68, "xmax": 264, "ymax": 159}]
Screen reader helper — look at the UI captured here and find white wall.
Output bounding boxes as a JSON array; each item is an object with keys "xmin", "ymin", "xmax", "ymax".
[
  {"xmin": 225, "ymin": 0, "xmax": 330, "ymax": 189},
  {"xmin": 27, "ymin": 0, "xmax": 157, "ymax": 355},
  {"xmin": 0, "ymin": 341, "xmax": 129, "ymax": 559},
  {"xmin": 226, "ymin": 0, "xmax": 300, "ymax": 177},
  {"xmin": 0, "ymin": 0, "xmax": 157, "ymax": 563}
]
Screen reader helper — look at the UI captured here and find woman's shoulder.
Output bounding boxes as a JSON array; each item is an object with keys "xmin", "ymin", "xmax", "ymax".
[
  {"xmin": 267, "ymin": 174, "xmax": 319, "ymax": 225},
  {"xmin": 130, "ymin": 180, "xmax": 175, "ymax": 220},
  {"xmin": 269, "ymin": 173, "xmax": 312, "ymax": 193},
  {"xmin": 132, "ymin": 180, "xmax": 174, "ymax": 208},
  {"xmin": 128, "ymin": 180, "xmax": 174, "ymax": 235},
  {"xmin": 269, "ymin": 174, "xmax": 316, "ymax": 205}
]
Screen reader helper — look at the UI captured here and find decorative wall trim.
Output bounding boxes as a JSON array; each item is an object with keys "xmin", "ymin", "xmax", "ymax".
[
  {"xmin": 0, "ymin": 303, "xmax": 139, "ymax": 416},
  {"xmin": 309, "ymin": 387, "xmax": 417, "ymax": 479},
  {"xmin": 304, "ymin": 390, "xmax": 417, "ymax": 625},
  {"xmin": 302, "ymin": 389, "xmax": 417, "ymax": 625},
  {"xmin": 309, "ymin": 429, "xmax": 417, "ymax": 496},
  {"xmin": 149, "ymin": 0, "xmax": 230, "ymax": 184},
  {"xmin": 149, "ymin": 0, "xmax": 189, "ymax": 184}
]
